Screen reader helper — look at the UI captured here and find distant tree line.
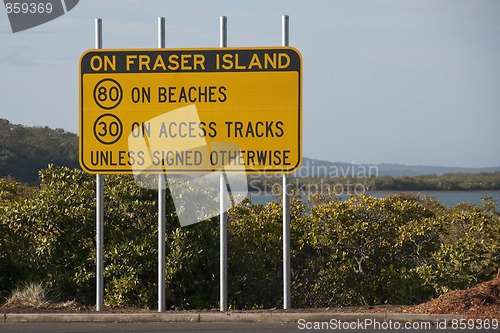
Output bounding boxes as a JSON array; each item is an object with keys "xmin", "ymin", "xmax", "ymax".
[
  {"xmin": 249, "ymin": 172, "xmax": 500, "ymax": 193},
  {"xmin": 368, "ymin": 173, "xmax": 500, "ymax": 191},
  {"xmin": 1, "ymin": 118, "xmax": 499, "ymax": 191}
]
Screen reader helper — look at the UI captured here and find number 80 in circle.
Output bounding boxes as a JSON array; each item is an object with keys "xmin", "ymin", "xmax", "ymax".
[
  {"xmin": 93, "ymin": 114, "xmax": 123, "ymax": 145},
  {"xmin": 93, "ymin": 79, "xmax": 123, "ymax": 110}
]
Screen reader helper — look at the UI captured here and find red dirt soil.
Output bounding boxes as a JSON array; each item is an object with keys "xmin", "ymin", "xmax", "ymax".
[{"xmin": 413, "ymin": 273, "xmax": 500, "ymax": 319}]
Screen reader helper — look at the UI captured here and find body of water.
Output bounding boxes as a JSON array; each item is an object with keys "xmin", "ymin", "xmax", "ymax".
[{"xmin": 248, "ymin": 190, "xmax": 500, "ymax": 208}]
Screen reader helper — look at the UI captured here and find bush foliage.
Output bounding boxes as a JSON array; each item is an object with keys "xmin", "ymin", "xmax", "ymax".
[{"xmin": 1, "ymin": 166, "xmax": 499, "ymax": 308}]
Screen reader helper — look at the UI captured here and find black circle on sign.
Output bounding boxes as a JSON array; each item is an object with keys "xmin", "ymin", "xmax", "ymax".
[
  {"xmin": 93, "ymin": 79, "xmax": 123, "ymax": 110},
  {"xmin": 93, "ymin": 113, "xmax": 123, "ymax": 145}
]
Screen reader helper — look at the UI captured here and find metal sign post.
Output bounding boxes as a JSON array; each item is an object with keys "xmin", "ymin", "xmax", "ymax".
[
  {"xmin": 282, "ymin": 14, "xmax": 291, "ymax": 310},
  {"xmin": 81, "ymin": 15, "xmax": 301, "ymax": 313},
  {"xmin": 94, "ymin": 17, "xmax": 104, "ymax": 312},
  {"xmin": 219, "ymin": 15, "xmax": 228, "ymax": 313},
  {"xmin": 157, "ymin": 16, "xmax": 166, "ymax": 313}
]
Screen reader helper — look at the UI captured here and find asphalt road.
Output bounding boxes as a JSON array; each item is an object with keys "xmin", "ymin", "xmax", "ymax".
[{"xmin": 0, "ymin": 322, "xmax": 497, "ymax": 333}]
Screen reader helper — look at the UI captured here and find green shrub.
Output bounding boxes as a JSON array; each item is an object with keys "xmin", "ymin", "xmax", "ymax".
[
  {"xmin": 416, "ymin": 197, "xmax": 500, "ymax": 295},
  {"xmin": 1, "ymin": 166, "xmax": 498, "ymax": 309},
  {"xmin": 0, "ymin": 167, "xmax": 220, "ymax": 308}
]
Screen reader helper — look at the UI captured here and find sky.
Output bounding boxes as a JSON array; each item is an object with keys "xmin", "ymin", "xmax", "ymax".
[{"xmin": 1, "ymin": 0, "xmax": 499, "ymax": 168}]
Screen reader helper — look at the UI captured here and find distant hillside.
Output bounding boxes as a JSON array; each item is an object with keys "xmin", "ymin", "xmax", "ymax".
[
  {"xmin": 0, "ymin": 119, "xmax": 79, "ymax": 184},
  {"xmin": 2, "ymin": 119, "xmax": 499, "ymax": 184},
  {"xmin": 293, "ymin": 158, "xmax": 500, "ymax": 178}
]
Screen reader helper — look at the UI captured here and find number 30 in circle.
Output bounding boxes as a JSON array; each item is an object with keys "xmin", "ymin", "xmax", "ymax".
[{"xmin": 93, "ymin": 114, "xmax": 123, "ymax": 145}]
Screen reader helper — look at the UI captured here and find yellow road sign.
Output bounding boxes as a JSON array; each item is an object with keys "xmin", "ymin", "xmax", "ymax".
[{"xmin": 79, "ymin": 47, "xmax": 302, "ymax": 174}]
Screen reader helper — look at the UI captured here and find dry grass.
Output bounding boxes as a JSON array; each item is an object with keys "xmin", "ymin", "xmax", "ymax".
[
  {"xmin": 4, "ymin": 282, "xmax": 49, "ymax": 308},
  {"xmin": 2, "ymin": 282, "xmax": 93, "ymax": 312}
]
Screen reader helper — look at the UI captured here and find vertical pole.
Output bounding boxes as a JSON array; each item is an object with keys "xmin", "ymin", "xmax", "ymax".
[
  {"xmin": 158, "ymin": 175, "xmax": 166, "ymax": 312},
  {"xmin": 219, "ymin": 172, "xmax": 227, "ymax": 312},
  {"xmin": 282, "ymin": 14, "xmax": 291, "ymax": 310},
  {"xmin": 282, "ymin": 14, "xmax": 289, "ymax": 48},
  {"xmin": 219, "ymin": 15, "xmax": 228, "ymax": 313},
  {"xmin": 157, "ymin": 16, "xmax": 166, "ymax": 313},
  {"xmin": 95, "ymin": 18, "xmax": 104, "ymax": 312},
  {"xmin": 220, "ymin": 15, "xmax": 227, "ymax": 49},
  {"xmin": 95, "ymin": 18, "xmax": 102, "ymax": 49},
  {"xmin": 158, "ymin": 16, "xmax": 165, "ymax": 49}
]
